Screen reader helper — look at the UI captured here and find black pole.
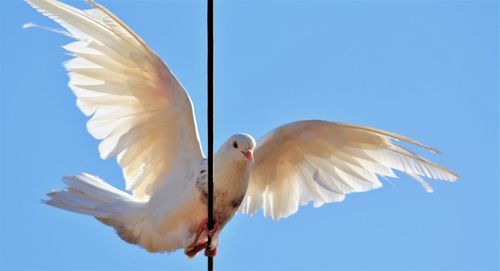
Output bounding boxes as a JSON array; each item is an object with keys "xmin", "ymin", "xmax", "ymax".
[{"xmin": 207, "ymin": 0, "xmax": 214, "ymax": 270}]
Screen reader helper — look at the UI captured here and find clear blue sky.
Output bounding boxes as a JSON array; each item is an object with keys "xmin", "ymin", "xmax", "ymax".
[{"xmin": 0, "ymin": 0, "xmax": 498, "ymax": 270}]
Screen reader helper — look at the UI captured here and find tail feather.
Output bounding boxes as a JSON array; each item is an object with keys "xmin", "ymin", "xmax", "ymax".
[
  {"xmin": 62, "ymin": 173, "xmax": 134, "ymax": 204},
  {"xmin": 44, "ymin": 172, "xmax": 193, "ymax": 253},
  {"xmin": 45, "ymin": 189, "xmax": 104, "ymax": 216},
  {"xmin": 44, "ymin": 173, "xmax": 149, "ymax": 248},
  {"xmin": 44, "ymin": 173, "xmax": 139, "ymax": 219}
]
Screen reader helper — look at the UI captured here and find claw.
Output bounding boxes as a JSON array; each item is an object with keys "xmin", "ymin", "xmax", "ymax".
[
  {"xmin": 204, "ymin": 246, "xmax": 217, "ymax": 257},
  {"xmin": 185, "ymin": 241, "xmax": 209, "ymax": 258}
]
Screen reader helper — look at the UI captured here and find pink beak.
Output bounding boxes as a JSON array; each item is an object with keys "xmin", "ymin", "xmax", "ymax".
[{"xmin": 242, "ymin": 148, "xmax": 254, "ymax": 162}]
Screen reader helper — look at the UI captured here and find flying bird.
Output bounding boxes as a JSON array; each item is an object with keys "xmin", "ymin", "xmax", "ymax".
[{"xmin": 26, "ymin": 0, "xmax": 459, "ymax": 258}]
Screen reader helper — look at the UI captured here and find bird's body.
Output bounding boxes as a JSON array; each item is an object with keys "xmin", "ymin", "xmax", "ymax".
[
  {"xmin": 26, "ymin": 0, "xmax": 459, "ymax": 258},
  {"xmin": 49, "ymin": 135, "xmax": 255, "ymax": 255}
]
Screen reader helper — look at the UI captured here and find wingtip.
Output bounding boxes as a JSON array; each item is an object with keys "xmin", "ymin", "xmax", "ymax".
[
  {"xmin": 427, "ymin": 146, "xmax": 441, "ymax": 154},
  {"xmin": 449, "ymin": 172, "xmax": 460, "ymax": 182},
  {"xmin": 86, "ymin": 0, "xmax": 97, "ymax": 8},
  {"xmin": 22, "ymin": 22, "xmax": 35, "ymax": 29},
  {"xmin": 40, "ymin": 197, "xmax": 53, "ymax": 205},
  {"xmin": 441, "ymin": 167, "xmax": 460, "ymax": 182},
  {"xmin": 335, "ymin": 122, "xmax": 443, "ymax": 154}
]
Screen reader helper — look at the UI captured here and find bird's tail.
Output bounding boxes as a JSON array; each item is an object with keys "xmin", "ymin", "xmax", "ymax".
[
  {"xmin": 45, "ymin": 173, "xmax": 153, "ymax": 247},
  {"xmin": 44, "ymin": 173, "xmax": 144, "ymax": 225}
]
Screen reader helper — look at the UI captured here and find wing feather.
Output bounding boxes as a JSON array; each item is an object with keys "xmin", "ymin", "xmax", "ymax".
[
  {"xmin": 27, "ymin": 0, "xmax": 203, "ymax": 200},
  {"xmin": 241, "ymin": 120, "xmax": 458, "ymax": 220}
]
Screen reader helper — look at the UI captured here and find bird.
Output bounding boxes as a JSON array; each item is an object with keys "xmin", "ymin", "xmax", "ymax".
[{"xmin": 25, "ymin": 0, "xmax": 459, "ymax": 258}]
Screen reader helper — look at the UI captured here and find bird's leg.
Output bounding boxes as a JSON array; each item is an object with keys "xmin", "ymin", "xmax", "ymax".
[
  {"xmin": 184, "ymin": 217, "xmax": 220, "ymax": 258},
  {"xmin": 186, "ymin": 217, "xmax": 220, "ymax": 252},
  {"xmin": 206, "ymin": 216, "xmax": 220, "ymax": 237},
  {"xmin": 204, "ymin": 219, "xmax": 219, "ymax": 257}
]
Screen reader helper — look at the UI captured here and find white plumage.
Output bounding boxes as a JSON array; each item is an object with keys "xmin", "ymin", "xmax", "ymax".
[
  {"xmin": 27, "ymin": 0, "xmax": 458, "ymax": 258},
  {"xmin": 240, "ymin": 121, "xmax": 457, "ymax": 220}
]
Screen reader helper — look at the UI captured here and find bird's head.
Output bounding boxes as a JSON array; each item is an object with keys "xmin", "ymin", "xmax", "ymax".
[{"xmin": 222, "ymin": 134, "xmax": 256, "ymax": 163}]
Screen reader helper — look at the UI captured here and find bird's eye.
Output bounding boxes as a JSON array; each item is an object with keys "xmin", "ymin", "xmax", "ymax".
[{"xmin": 232, "ymin": 141, "xmax": 238, "ymax": 149}]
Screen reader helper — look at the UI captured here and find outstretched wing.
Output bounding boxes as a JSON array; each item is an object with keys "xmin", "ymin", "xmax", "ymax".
[
  {"xmin": 27, "ymin": 0, "xmax": 204, "ymax": 200},
  {"xmin": 240, "ymin": 120, "xmax": 458, "ymax": 220}
]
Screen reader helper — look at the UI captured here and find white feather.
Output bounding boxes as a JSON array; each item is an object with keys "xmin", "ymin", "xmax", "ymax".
[
  {"xmin": 241, "ymin": 120, "xmax": 458, "ymax": 220},
  {"xmin": 28, "ymin": 0, "xmax": 206, "ymax": 253},
  {"xmin": 28, "ymin": 0, "xmax": 458, "ymax": 256},
  {"xmin": 26, "ymin": 0, "xmax": 204, "ymax": 200}
]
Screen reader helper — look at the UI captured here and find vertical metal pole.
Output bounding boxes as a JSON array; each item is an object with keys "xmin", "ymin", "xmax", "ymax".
[{"xmin": 207, "ymin": 0, "xmax": 214, "ymax": 270}]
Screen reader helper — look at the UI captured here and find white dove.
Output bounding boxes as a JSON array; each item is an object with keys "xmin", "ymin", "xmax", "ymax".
[{"xmin": 26, "ymin": 0, "xmax": 459, "ymax": 258}]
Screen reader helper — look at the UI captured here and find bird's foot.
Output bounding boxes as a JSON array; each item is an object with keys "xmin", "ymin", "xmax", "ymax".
[
  {"xmin": 204, "ymin": 246, "xmax": 217, "ymax": 257},
  {"xmin": 185, "ymin": 217, "xmax": 220, "ymax": 258},
  {"xmin": 185, "ymin": 241, "xmax": 209, "ymax": 258},
  {"xmin": 184, "ymin": 241, "xmax": 218, "ymax": 258},
  {"xmin": 191, "ymin": 217, "xmax": 220, "ymax": 245}
]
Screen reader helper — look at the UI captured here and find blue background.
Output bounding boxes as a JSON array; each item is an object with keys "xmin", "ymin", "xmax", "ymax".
[{"xmin": 0, "ymin": 0, "xmax": 498, "ymax": 270}]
